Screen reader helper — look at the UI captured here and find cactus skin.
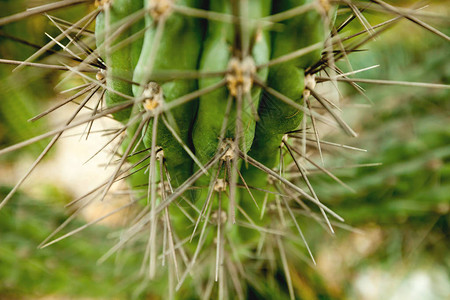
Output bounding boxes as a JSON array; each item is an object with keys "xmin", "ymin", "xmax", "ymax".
[
  {"xmin": 95, "ymin": 0, "xmax": 144, "ymax": 122},
  {"xmin": 240, "ymin": 0, "xmax": 319, "ymax": 223},
  {"xmin": 271, "ymin": 0, "xmax": 324, "ymax": 69},
  {"xmin": 240, "ymin": 64, "xmax": 305, "ymax": 224},
  {"xmin": 192, "ymin": 0, "xmax": 271, "ymax": 164},
  {"xmin": 135, "ymin": 0, "xmax": 204, "ymax": 188}
]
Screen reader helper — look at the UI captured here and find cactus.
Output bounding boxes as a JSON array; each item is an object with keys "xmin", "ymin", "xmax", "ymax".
[{"xmin": 0, "ymin": 0, "xmax": 449, "ymax": 299}]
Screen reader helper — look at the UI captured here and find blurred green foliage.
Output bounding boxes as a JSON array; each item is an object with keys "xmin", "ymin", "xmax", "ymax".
[
  {"xmin": 0, "ymin": 186, "xmax": 167, "ymax": 299},
  {"xmin": 300, "ymin": 11, "xmax": 449, "ymax": 299},
  {"xmin": 0, "ymin": 0, "xmax": 92, "ymax": 159}
]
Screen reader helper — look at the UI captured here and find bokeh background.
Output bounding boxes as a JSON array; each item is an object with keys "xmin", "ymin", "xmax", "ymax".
[{"xmin": 0, "ymin": 1, "xmax": 448, "ymax": 299}]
